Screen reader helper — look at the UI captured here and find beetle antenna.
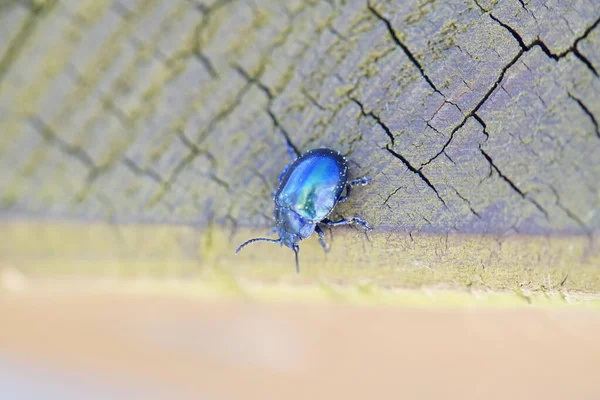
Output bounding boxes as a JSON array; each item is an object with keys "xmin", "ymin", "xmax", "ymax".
[
  {"xmin": 293, "ymin": 245, "xmax": 300, "ymax": 274},
  {"xmin": 235, "ymin": 237, "xmax": 281, "ymax": 254}
]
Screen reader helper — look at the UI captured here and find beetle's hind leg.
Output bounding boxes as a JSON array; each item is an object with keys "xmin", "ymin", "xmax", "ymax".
[
  {"xmin": 272, "ymin": 142, "xmax": 300, "ymax": 193},
  {"xmin": 273, "ymin": 162, "xmax": 295, "ymax": 196},
  {"xmin": 322, "ymin": 217, "xmax": 372, "ymax": 231},
  {"xmin": 338, "ymin": 176, "xmax": 373, "ymax": 203},
  {"xmin": 277, "ymin": 162, "xmax": 293, "ymax": 184},
  {"xmin": 272, "ymin": 162, "xmax": 293, "ymax": 197},
  {"xmin": 285, "ymin": 140, "xmax": 299, "ymax": 160},
  {"xmin": 315, "ymin": 225, "xmax": 329, "ymax": 253},
  {"xmin": 350, "ymin": 177, "xmax": 373, "ymax": 186}
]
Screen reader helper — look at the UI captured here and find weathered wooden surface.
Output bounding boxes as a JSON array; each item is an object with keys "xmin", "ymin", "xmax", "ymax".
[{"xmin": 0, "ymin": 0, "xmax": 599, "ymax": 290}]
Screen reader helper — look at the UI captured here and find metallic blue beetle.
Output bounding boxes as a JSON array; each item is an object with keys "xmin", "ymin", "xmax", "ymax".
[{"xmin": 236, "ymin": 147, "xmax": 372, "ymax": 273}]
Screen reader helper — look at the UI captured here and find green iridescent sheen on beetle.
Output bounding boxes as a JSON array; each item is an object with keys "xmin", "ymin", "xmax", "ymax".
[
  {"xmin": 277, "ymin": 150, "xmax": 347, "ymax": 221},
  {"xmin": 236, "ymin": 146, "xmax": 372, "ymax": 273}
]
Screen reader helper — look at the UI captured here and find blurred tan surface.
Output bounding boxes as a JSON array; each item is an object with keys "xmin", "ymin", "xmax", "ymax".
[{"xmin": 1, "ymin": 291, "xmax": 599, "ymax": 399}]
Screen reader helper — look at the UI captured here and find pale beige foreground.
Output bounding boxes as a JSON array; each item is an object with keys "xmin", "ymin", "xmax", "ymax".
[{"xmin": 1, "ymin": 291, "xmax": 599, "ymax": 399}]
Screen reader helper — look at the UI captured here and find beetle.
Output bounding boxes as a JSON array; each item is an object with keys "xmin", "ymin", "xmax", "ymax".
[{"xmin": 235, "ymin": 145, "xmax": 372, "ymax": 273}]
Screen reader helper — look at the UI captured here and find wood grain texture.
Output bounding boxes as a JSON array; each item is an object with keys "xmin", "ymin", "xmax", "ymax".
[{"xmin": 0, "ymin": 0, "xmax": 598, "ymax": 289}]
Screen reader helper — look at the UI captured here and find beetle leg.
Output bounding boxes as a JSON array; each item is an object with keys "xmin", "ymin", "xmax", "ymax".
[
  {"xmin": 315, "ymin": 225, "xmax": 329, "ymax": 253},
  {"xmin": 338, "ymin": 176, "xmax": 373, "ymax": 203},
  {"xmin": 276, "ymin": 143, "xmax": 300, "ymax": 185},
  {"xmin": 338, "ymin": 186, "xmax": 350, "ymax": 203},
  {"xmin": 350, "ymin": 176, "xmax": 373, "ymax": 186},
  {"xmin": 285, "ymin": 140, "xmax": 299, "ymax": 160},
  {"xmin": 322, "ymin": 217, "xmax": 372, "ymax": 231},
  {"xmin": 278, "ymin": 162, "xmax": 293, "ymax": 184}
]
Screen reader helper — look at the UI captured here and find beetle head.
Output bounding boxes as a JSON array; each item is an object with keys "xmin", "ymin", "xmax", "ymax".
[
  {"xmin": 235, "ymin": 208, "xmax": 313, "ymax": 273},
  {"xmin": 275, "ymin": 207, "xmax": 315, "ymax": 242}
]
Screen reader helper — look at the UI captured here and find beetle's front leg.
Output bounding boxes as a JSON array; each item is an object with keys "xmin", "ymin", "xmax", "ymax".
[
  {"xmin": 315, "ymin": 225, "xmax": 329, "ymax": 253},
  {"xmin": 338, "ymin": 177, "xmax": 372, "ymax": 203},
  {"xmin": 322, "ymin": 217, "xmax": 372, "ymax": 231}
]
